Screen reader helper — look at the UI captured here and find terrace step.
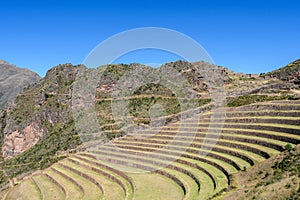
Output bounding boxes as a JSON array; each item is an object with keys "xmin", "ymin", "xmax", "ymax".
[
  {"xmin": 45, "ymin": 168, "xmax": 84, "ymax": 200},
  {"xmin": 117, "ymin": 135, "xmax": 273, "ymax": 160},
  {"xmin": 206, "ymin": 110, "xmax": 300, "ymax": 118},
  {"xmin": 110, "ymin": 140, "xmax": 243, "ymax": 172},
  {"xmin": 50, "ymin": 167, "xmax": 85, "ymax": 198},
  {"xmin": 175, "ymin": 122, "xmax": 300, "ymax": 135},
  {"xmin": 63, "ymin": 158, "xmax": 126, "ymax": 200},
  {"xmin": 149, "ymin": 126, "xmax": 300, "ymax": 145},
  {"xmin": 85, "ymin": 150, "xmax": 194, "ymax": 198},
  {"xmin": 32, "ymin": 174, "xmax": 65, "ymax": 200},
  {"xmin": 187, "ymin": 117, "xmax": 300, "ymax": 126},
  {"xmin": 72, "ymin": 154, "xmax": 135, "ymax": 199},
  {"xmin": 98, "ymin": 145, "xmax": 218, "ymax": 188},
  {"xmin": 90, "ymin": 148, "xmax": 217, "ymax": 199},
  {"xmin": 139, "ymin": 130, "xmax": 285, "ymax": 151},
  {"xmin": 58, "ymin": 162, "xmax": 104, "ymax": 196},
  {"xmin": 92, "ymin": 145, "xmax": 230, "ymax": 192},
  {"xmin": 232, "ymin": 104, "xmax": 300, "ymax": 111},
  {"xmin": 53, "ymin": 164, "xmax": 102, "ymax": 200}
]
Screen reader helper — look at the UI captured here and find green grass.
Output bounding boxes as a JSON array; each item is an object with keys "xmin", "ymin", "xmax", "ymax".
[
  {"xmin": 63, "ymin": 159, "xmax": 125, "ymax": 200},
  {"xmin": 99, "ymin": 147, "xmax": 214, "ymax": 199},
  {"xmin": 119, "ymin": 132, "xmax": 281, "ymax": 155},
  {"xmin": 44, "ymin": 169, "xmax": 84, "ymax": 200},
  {"xmin": 71, "ymin": 154, "xmax": 134, "ymax": 200},
  {"xmin": 94, "ymin": 147, "xmax": 222, "ymax": 199},
  {"xmin": 87, "ymin": 150, "xmax": 199, "ymax": 198},
  {"xmin": 174, "ymin": 121, "xmax": 300, "ymax": 131},
  {"xmin": 152, "ymin": 125, "xmax": 300, "ymax": 145},
  {"xmin": 32, "ymin": 174, "xmax": 65, "ymax": 200},
  {"xmin": 93, "ymin": 145, "xmax": 229, "ymax": 195},
  {"xmin": 129, "ymin": 173, "xmax": 183, "ymax": 200},
  {"xmin": 53, "ymin": 164, "xmax": 101, "ymax": 200},
  {"xmin": 110, "ymin": 140, "xmax": 250, "ymax": 170}
]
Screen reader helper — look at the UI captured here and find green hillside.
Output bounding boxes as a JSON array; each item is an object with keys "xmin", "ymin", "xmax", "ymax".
[{"xmin": 1, "ymin": 60, "xmax": 300, "ymax": 199}]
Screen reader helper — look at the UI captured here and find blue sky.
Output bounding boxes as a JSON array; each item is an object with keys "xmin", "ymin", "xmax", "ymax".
[{"xmin": 0, "ymin": 0, "xmax": 299, "ymax": 76}]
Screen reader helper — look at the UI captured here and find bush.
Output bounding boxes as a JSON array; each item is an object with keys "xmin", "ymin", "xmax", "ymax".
[{"xmin": 285, "ymin": 143, "xmax": 294, "ymax": 152}]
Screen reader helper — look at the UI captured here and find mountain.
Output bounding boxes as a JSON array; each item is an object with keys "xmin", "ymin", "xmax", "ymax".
[
  {"xmin": 264, "ymin": 59, "xmax": 300, "ymax": 84},
  {"xmin": 0, "ymin": 60, "xmax": 40, "ymax": 110},
  {"xmin": 0, "ymin": 61, "xmax": 226, "ymax": 185},
  {"xmin": 0, "ymin": 59, "xmax": 300, "ymax": 196},
  {"xmin": 0, "ymin": 61, "xmax": 221, "ymax": 160},
  {"xmin": 1, "ymin": 63, "xmax": 82, "ymax": 159}
]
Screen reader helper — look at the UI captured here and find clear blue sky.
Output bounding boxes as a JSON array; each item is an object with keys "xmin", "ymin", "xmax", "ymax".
[{"xmin": 0, "ymin": 0, "xmax": 299, "ymax": 76}]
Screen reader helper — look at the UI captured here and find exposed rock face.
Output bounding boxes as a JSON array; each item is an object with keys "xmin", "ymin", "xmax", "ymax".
[
  {"xmin": 1, "ymin": 63, "xmax": 83, "ymax": 158},
  {"xmin": 2, "ymin": 122, "xmax": 43, "ymax": 156},
  {"xmin": 0, "ymin": 60, "xmax": 40, "ymax": 110}
]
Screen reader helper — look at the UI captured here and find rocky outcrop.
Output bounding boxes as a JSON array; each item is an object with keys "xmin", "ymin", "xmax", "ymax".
[
  {"xmin": 0, "ymin": 60, "xmax": 40, "ymax": 110},
  {"xmin": 2, "ymin": 122, "xmax": 43, "ymax": 156},
  {"xmin": 1, "ymin": 63, "xmax": 83, "ymax": 158}
]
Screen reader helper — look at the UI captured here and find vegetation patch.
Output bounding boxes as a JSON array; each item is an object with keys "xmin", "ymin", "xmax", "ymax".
[
  {"xmin": 0, "ymin": 121, "xmax": 80, "ymax": 185},
  {"xmin": 227, "ymin": 94, "xmax": 292, "ymax": 107}
]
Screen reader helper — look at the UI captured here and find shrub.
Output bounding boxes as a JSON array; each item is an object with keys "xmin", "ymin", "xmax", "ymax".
[{"xmin": 285, "ymin": 143, "xmax": 293, "ymax": 152}]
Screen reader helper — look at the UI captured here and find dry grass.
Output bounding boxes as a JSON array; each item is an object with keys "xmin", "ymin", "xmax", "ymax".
[{"xmin": 5, "ymin": 179, "xmax": 41, "ymax": 200}]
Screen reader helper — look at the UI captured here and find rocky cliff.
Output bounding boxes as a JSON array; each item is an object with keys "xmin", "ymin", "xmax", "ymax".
[{"xmin": 1, "ymin": 63, "xmax": 82, "ymax": 159}]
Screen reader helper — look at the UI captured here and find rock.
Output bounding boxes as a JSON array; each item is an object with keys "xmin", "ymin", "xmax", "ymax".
[{"xmin": 1, "ymin": 63, "xmax": 82, "ymax": 158}]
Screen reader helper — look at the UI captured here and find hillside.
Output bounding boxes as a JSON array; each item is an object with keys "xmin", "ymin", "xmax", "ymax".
[
  {"xmin": 0, "ymin": 59, "xmax": 300, "ymax": 199},
  {"xmin": 0, "ymin": 61, "xmax": 218, "ymax": 186},
  {"xmin": 221, "ymin": 144, "xmax": 300, "ymax": 199},
  {"xmin": 2, "ymin": 99, "xmax": 300, "ymax": 200},
  {"xmin": 0, "ymin": 60, "xmax": 40, "ymax": 110},
  {"xmin": 264, "ymin": 59, "xmax": 300, "ymax": 84}
]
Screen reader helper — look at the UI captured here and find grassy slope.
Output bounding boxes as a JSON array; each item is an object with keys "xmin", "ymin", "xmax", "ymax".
[{"xmin": 219, "ymin": 144, "xmax": 300, "ymax": 200}]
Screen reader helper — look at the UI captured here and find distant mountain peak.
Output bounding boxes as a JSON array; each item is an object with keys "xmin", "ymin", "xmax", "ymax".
[{"xmin": 0, "ymin": 60, "xmax": 41, "ymax": 110}]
